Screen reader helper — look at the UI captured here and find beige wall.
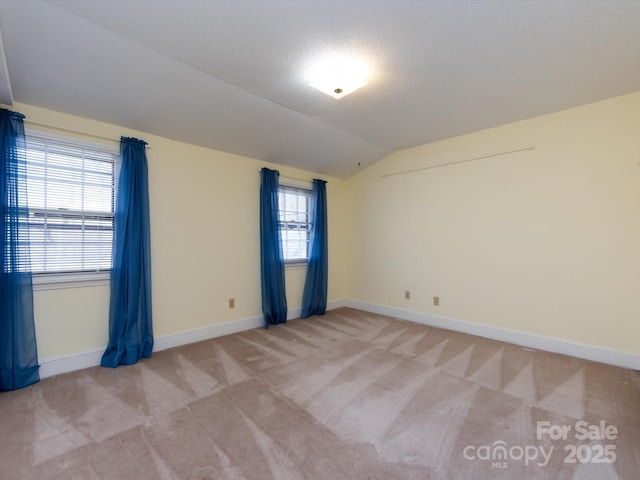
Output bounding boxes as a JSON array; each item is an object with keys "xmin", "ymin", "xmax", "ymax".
[
  {"xmin": 346, "ymin": 91, "xmax": 640, "ymax": 355},
  {"xmin": 13, "ymin": 91, "xmax": 640, "ymax": 362},
  {"xmin": 15, "ymin": 103, "xmax": 349, "ymax": 361}
]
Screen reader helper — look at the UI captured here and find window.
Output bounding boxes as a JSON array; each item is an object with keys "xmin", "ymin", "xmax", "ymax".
[
  {"xmin": 23, "ymin": 133, "xmax": 118, "ymax": 277},
  {"xmin": 278, "ymin": 185, "xmax": 311, "ymax": 263}
]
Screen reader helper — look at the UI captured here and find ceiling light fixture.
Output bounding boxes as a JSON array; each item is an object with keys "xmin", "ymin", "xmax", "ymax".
[{"xmin": 308, "ymin": 54, "xmax": 370, "ymax": 99}]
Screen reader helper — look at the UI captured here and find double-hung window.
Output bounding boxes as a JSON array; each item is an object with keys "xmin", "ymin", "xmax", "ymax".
[
  {"xmin": 278, "ymin": 185, "xmax": 311, "ymax": 263},
  {"xmin": 23, "ymin": 132, "xmax": 118, "ymax": 285}
]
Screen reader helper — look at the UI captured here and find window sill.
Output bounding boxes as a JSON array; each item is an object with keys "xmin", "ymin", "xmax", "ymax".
[
  {"xmin": 285, "ymin": 260, "xmax": 308, "ymax": 270},
  {"xmin": 32, "ymin": 271, "xmax": 111, "ymax": 291}
]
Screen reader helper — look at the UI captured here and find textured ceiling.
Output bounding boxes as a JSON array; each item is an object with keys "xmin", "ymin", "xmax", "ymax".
[{"xmin": 0, "ymin": 0, "xmax": 639, "ymax": 178}]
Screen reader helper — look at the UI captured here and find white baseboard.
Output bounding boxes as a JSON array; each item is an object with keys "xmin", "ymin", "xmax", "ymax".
[
  {"xmin": 40, "ymin": 298, "xmax": 636, "ymax": 379},
  {"xmin": 152, "ymin": 315, "xmax": 264, "ymax": 352},
  {"xmin": 39, "ymin": 299, "xmax": 349, "ymax": 379},
  {"xmin": 39, "ymin": 349, "xmax": 104, "ymax": 379},
  {"xmin": 345, "ymin": 299, "xmax": 640, "ymax": 371},
  {"xmin": 327, "ymin": 298, "xmax": 350, "ymax": 310}
]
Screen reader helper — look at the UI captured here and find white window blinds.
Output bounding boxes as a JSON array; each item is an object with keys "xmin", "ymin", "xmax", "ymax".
[
  {"xmin": 278, "ymin": 185, "xmax": 311, "ymax": 262},
  {"xmin": 24, "ymin": 134, "xmax": 118, "ymax": 274}
]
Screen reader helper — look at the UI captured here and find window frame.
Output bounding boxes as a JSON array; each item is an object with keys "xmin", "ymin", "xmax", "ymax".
[
  {"xmin": 23, "ymin": 130, "xmax": 119, "ymax": 290},
  {"xmin": 278, "ymin": 183, "xmax": 312, "ymax": 265}
]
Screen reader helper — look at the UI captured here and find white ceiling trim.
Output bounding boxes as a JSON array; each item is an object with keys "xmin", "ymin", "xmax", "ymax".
[{"xmin": 0, "ymin": 22, "xmax": 13, "ymax": 105}]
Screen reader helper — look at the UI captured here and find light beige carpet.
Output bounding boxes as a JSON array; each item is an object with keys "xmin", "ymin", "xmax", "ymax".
[{"xmin": 1, "ymin": 308, "xmax": 638, "ymax": 479}]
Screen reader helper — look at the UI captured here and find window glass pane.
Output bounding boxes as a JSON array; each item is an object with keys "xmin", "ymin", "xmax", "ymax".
[
  {"xmin": 278, "ymin": 186, "xmax": 311, "ymax": 261},
  {"xmin": 22, "ymin": 133, "xmax": 118, "ymax": 274}
]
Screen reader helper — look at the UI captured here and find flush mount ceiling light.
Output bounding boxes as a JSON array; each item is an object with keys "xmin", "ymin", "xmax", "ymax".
[{"xmin": 307, "ymin": 55, "xmax": 370, "ymax": 99}]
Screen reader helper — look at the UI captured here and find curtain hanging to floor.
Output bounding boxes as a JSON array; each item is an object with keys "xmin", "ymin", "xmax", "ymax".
[
  {"xmin": 260, "ymin": 167, "xmax": 287, "ymax": 328},
  {"xmin": 101, "ymin": 137, "xmax": 153, "ymax": 367},
  {"xmin": 301, "ymin": 179, "xmax": 328, "ymax": 318},
  {"xmin": 0, "ymin": 108, "xmax": 40, "ymax": 390}
]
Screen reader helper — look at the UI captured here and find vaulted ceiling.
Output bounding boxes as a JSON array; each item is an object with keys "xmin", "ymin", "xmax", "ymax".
[{"xmin": 1, "ymin": 1, "xmax": 639, "ymax": 178}]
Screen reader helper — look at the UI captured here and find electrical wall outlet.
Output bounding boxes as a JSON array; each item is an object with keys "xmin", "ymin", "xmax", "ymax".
[
  {"xmin": 433, "ymin": 296, "xmax": 439, "ymax": 306},
  {"xmin": 228, "ymin": 298, "xmax": 235, "ymax": 309},
  {"xmin": 405, "ymin": 290, "xmax": 411, "ymax": 300}
]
